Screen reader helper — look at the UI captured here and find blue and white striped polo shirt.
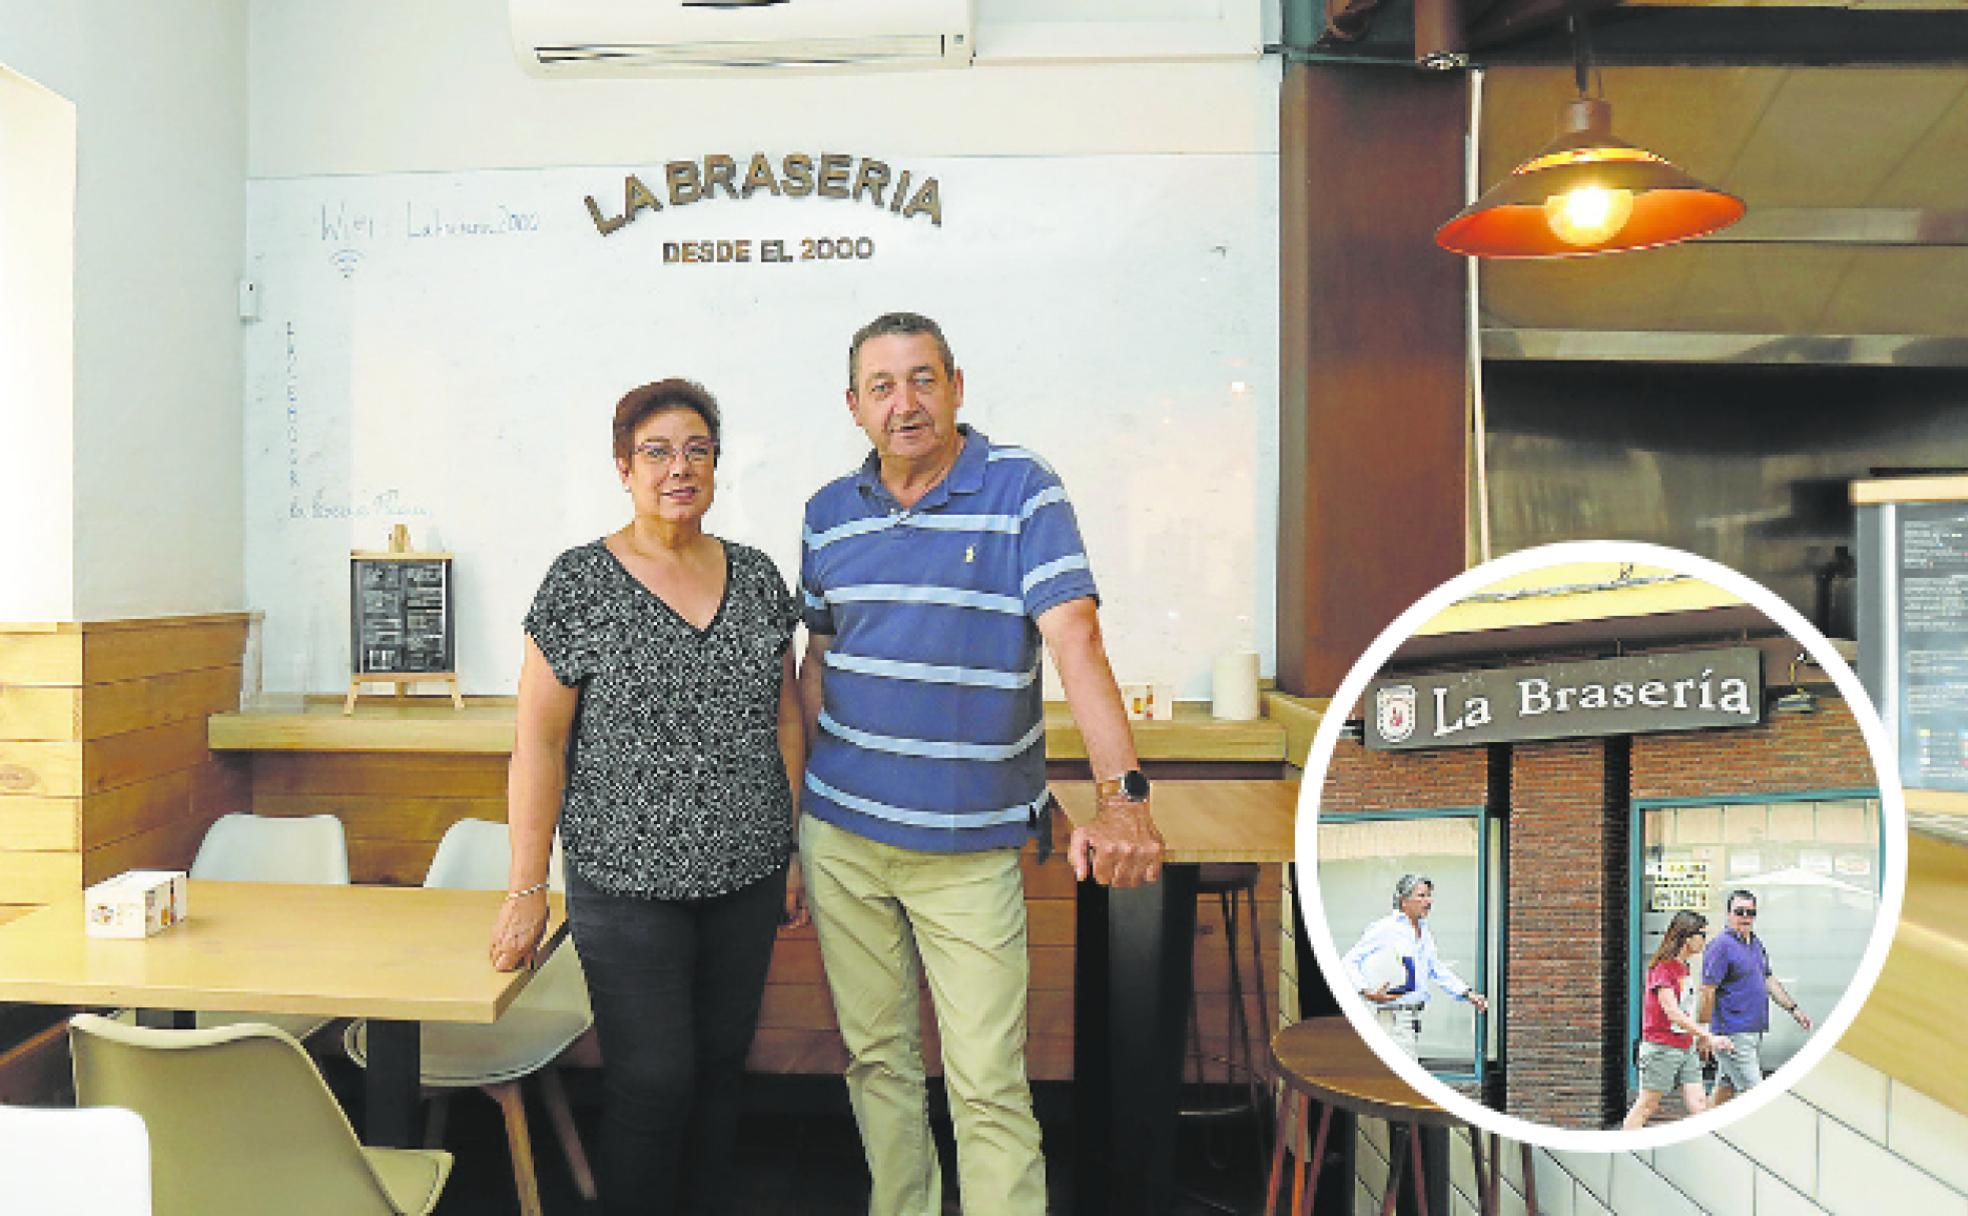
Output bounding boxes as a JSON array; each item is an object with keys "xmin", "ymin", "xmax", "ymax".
[{"xmin": 799, "ymin": 425, "xmax": 1099, "ymax": 853}]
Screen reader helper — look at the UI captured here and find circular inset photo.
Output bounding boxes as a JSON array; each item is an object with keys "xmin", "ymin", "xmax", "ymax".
[{"xmin": 1295, "ymin": 540, "xmax": 1906, "ymax": 1151}]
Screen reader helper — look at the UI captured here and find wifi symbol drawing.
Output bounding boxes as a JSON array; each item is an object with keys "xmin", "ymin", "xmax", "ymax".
[{"xmin": 330, "ymin": 249, "xmax": 363, "ymax": 279}]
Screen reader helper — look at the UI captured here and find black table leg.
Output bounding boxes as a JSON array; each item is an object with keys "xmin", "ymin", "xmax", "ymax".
[
  {"xmin": 366, "ymin": 1019, "xmax": 421, "ymax": 1148},
  {"xmin": 1076, "ymin": 864, "xmax": 1198, "ymax": 1216},
  {"xmin": 1420, "ymin": 1126, "xmax": 1450, "ymax": 1216},
  {"xmin": 1073, "ymin": 878, "xmax": 1112, "ymax": 1216},
  {"xmin": 136, "ymin": 1009, "xmax": 196, "ymax": 1030}
]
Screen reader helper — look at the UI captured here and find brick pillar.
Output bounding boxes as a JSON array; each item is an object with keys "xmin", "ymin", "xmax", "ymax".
[{"xmin": 1505, "ymin": 739, "xmax": 1629, "ymax": 1127}]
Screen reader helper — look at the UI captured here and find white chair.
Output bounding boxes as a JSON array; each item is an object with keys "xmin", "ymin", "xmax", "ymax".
[
  {"xmin": 0, "ymin": 1103, "xmax": 152, "ymax": 1215},
  {"xmin": 344, "ymin": 818, "xmax": 595, "ymax": 1216},
  {"xmin": 69, "ymin": 1015, "xmax": 450, "ymax": 1216},
  {"xmin": 191, "ymin": 812, "xmax": 352, "ymax": 886},
  {"xmin": 185, "ymin": 812, "xmax": 353, "ymax": 1041}
]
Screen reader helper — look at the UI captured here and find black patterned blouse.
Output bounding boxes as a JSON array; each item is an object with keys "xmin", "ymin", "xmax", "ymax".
[{"xmin": 523, "ymin": 538, "xmax": 798, "ymax": 900}]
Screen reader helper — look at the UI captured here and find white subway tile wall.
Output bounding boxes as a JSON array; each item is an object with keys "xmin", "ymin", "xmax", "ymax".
[
  {"xmin": 1887, "ymin": 1079, "xmax": 1968, "ymax": 1196},
  {"xmin": 1651, "ymin": 1130, "xmax": 1755, "ymax": 1214},
  {"xmin": 1550, "ymin": 1148, "xmax": 1614, "ymax": 1206},
  {"xmin": 1575, "ymin": 1186, "xmax": 1614, "ymax": 1216},
  {"xmin": 1815, "ymin": 1119, "xmax": 1967, "ymax": 1216},
  {"xmin": 1752, "ymin": 1169, "xmax": 1824, "ymax": 1216},
  {"xmin": 1611, "ymin": 1151, "xmax": 1704, "ymax": 1215},
  {"xmin": 1715, "ymin": 1090, "xmax": 1818, "ymax": 1195},
  {"xmin": 1343, "ymin": 1053, "xmax": 1967, "ymax": 1214},
  {"xmin": 1790, "ymin": 1049, "xmax": 1889, "ymax": 1141}
]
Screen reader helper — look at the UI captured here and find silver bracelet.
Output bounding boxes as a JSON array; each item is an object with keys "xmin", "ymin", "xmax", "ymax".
[{"xmin": 505, "ymin": 881, "xmax": 549, "ymax": 900}]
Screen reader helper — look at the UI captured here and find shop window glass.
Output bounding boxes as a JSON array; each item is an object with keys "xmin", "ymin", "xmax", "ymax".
[
  {"xmin": 1317, "ymin": 813, "xmax": 1489, "ymax": 1078},
  {"xmin": 1636, "ymin": 796, "xmax": 1880, "ymax": 1077}
]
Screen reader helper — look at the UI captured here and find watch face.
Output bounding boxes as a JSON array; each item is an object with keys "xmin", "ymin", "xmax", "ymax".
[{"xmin": 1121, "ymin": 770, "xmax": 1150, "ymax": 799}]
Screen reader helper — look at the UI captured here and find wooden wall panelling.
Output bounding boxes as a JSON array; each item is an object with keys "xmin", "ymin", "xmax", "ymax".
[
  {"xmin": 246, "ymin": 752, "xmax": 512, "ymax": 884},
  {"xmin": 252, "ymin": 752, "xmax": 508, "ymax": 797},
  {"xmin": 80, "ymin": 618, "xmax": 251, "ymax": 685},
  {"xmin": 0, "ymin": 684, "xmax": 82, "ymax": 741},
  {"xmin": 0, "ymin": 629, "xmax": 83, "ymax": 687},
  {"xmin": 0, "ymin": 616, "xmax": 250, "ymax": 917},
  {"xmin": 1276, "ymin": 62, "xmax": 1473, "ymax": 697},
  {"xmin": 0, "ymin": 741, "xmax": 84, "ymax": 798},
  {"xmin": 80, "ymin": 664, "xmax": 241, "ymax": 740},
  {"xmin": 82, "ymin": 718, "xmax": 212, "ymax": 795},
  {"xmin": 0, "ymin": 626, "xmax": 83, "ymax": 919},
  {"xmin": 0, "ymin": 795, "xmax": 80, "ymax": 852},
  {"xmin": 0, "ymin": 851, "xmax": 83, "ymax": 906}
]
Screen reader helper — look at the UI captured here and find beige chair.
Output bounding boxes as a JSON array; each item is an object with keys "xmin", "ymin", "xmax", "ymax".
[
  {"xmin": 188, "ymin": 812, "xmax": 352, "ymax": 1040},
  {"xmin": 344, "ymin": 818, "xmax": 595, "ymax": 1216},
  {"xmin": 0, "ymin": 1102, "xmax": 151, "ymax": 1214},
  {"xmin": 69, "ymin": 1013, "xmax": 451, "ymax": 1216}
]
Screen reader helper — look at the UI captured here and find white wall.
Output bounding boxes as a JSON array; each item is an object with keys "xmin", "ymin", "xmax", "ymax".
[
  {"xmin": 246, "ymin": 1, "xmax": 1277, "ymax": 176},
  {"xmin": 0, "ymin": 66, "xmax": 77, "ymax": 621},
  {"xmin": 0, "ymin": 1, "xmax": 251, "ymax": 620},
  {"xmin": 243, "ymin": 0, "xmax": 1283, "ymax": 695}
]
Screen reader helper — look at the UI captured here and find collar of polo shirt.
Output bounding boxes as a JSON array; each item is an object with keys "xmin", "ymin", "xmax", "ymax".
[{"xmin": 856, "ymin": 423, "xmax": 988, "ymax": 511}]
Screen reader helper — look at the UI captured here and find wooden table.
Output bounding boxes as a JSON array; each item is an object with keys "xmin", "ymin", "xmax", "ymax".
[
  {"xmin": 1266, "ymin": 1017, "xmax": 1530, "ymax": 1216},
  {"xmin": 0, "ymin": 880, "xmax": 567, "ymax": 1148},
  {"xmin": 1054, "ymin": 778, "xmax": 1298, "ymax": 1216}
]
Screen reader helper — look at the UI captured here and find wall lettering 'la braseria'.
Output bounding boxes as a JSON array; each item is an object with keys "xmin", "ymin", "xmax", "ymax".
[{"xmin": 584, "ymin": 153, "xmax": 943, "ymax": 236}]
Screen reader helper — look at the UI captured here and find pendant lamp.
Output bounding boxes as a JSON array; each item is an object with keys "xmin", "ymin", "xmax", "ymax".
[{"xmin": 1435, "ymin": 18, "xmax": 1745, "ymax": 258}]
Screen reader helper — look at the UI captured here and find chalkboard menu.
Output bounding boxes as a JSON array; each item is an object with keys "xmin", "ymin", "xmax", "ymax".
[
  {"xmin": 1857, "ymin": 487, "xmax": 1968, "ymax": 792},
  {"xmin": 350, "ymin": 553, "xmax": 454, "ymax": 675}
]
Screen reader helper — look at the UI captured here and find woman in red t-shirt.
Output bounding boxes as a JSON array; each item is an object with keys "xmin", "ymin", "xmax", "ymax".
[{"xmin": 1622, "ymin": 910, "xmax": 1735, "ymax": 1130}]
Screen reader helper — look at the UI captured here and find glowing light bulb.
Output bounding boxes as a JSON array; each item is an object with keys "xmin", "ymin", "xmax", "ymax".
[{"xmin": 1543, "ymin": 185, "xmax": 1635, "ymax": 247}]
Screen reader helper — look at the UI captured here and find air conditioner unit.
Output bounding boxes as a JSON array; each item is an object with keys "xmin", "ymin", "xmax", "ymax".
[{"xmin": 510, "ymin": 0, "xmax": 974, "ymax": 74}]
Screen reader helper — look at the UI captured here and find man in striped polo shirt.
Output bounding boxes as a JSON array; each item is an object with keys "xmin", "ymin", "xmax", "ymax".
[{"xmin": 797, "ymin": 311, "xmax": 1164, "ymax": 1215}]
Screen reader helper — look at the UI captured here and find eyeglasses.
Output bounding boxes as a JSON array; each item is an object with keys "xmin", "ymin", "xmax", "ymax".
[
  {"xmin": 632, "ymin": 440, "xmax": 717, "ymax": 467},
  {"xmin": 1730, "ymin": 907, "xmax": 1757, "ymax": 918}
]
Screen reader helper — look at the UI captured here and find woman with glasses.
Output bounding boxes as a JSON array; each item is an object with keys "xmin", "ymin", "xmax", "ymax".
[
  {"xmin": 487, "ymin": 378, "xmax": 805, "ymax": 1215},
  {"xmin": 1622, "ymin": 910, "xmax": 1732, "ymax": 1130}
]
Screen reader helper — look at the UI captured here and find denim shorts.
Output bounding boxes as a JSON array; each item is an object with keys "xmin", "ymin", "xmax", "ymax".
[{"xmin": 1714, "ymin": 1032, "xmax": 1763, "ymax": 1092}]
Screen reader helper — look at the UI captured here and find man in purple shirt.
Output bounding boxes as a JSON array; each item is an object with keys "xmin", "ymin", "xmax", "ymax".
[{"xmin": 1697, "ymin": 888, "xmax": 1812, "ymax": 1104}]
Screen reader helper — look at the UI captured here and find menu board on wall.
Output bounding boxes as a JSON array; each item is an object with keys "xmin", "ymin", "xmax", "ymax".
[
  {"xmin": 350, "ymin": 554, "xmax": 454, "ymax": 675},
  {"xmin": 1895, "ymin": 504, "xmax": 1968, "ymax": 790},
  {"xmin": 1858, "ymin": 491, "xmax": 1968, "ymax": 794},
  {"xmin": 1648, "ymin": 858, "xmax": 1713, "ymax": 913}
]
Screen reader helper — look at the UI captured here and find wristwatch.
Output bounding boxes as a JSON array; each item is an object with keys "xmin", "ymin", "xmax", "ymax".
[{"xmin": 1096, "ymin": 769, "xmax": 1151, "ymax": 803}]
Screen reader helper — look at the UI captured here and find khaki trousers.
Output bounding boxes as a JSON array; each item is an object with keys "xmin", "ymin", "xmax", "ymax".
[{"xmin": 800, "ymin": 814, "xmax": 1047, "ymax": 1216}]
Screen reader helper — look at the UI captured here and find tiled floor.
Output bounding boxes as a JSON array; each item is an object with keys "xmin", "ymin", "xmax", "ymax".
[{"xmin": 315, "ymin": 1061, "xmax": 1273, "ymax": 1215}]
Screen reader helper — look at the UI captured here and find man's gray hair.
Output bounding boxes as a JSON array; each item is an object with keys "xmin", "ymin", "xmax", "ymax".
[
  {"xmin": 848, "ymin": 311, "xmax": 957, "ymax": 391},
  {"xmin": 1393, "ymin": 873, "xmax": 1433, "ymax": 909}
]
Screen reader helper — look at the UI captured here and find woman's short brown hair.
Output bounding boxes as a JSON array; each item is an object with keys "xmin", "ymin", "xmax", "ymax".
[{"xmin": 612, "ymin": 379, "xmax": 722, "ymax": 462}]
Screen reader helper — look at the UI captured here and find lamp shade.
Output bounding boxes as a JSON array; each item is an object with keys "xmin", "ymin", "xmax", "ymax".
[{"xmin": 1436, "ymin": 98, "xmax": 1745, "ymax": 258}]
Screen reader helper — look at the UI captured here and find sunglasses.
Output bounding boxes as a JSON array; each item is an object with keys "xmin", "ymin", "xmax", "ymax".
[{"xmin": 1730, "ymin": 907, "xmax": 1758, "ymax": 917}]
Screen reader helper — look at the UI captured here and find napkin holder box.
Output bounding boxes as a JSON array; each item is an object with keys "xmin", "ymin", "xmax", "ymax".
[
  {"xmin": 85, "ymin": 870, "xmax": 189, "ymax": 938},
  {"xmin": 1119, "ymin": 681, "xmax": 1176, "ymax": 722}
]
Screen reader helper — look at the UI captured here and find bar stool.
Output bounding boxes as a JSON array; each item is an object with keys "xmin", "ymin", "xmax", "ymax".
[
  {"xmin": 1180, "ymin": 862, "xmax": 1272, "ymax": 1191},
  {"xmin": 1263, "ymin": 1017, "xmax": 1533, "ymax": 1216}
]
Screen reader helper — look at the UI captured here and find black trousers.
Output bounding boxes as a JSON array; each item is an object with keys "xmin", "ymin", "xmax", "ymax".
[{"xmin": 568, "ymin": 865, "xmax": 786, "ymax": 1216}]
